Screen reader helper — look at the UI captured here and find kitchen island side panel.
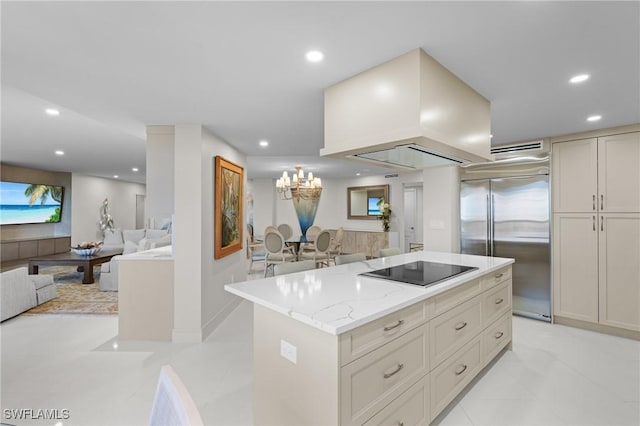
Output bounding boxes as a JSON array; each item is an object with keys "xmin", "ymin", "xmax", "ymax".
[{"xmin": 254, "ymin": 304, "xmax": 340, "ymax": 425}]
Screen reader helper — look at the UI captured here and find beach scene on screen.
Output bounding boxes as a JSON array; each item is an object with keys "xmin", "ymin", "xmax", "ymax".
[{"xmin": 0, "ymin": 181, "xmax": 63, "ymax": 225}]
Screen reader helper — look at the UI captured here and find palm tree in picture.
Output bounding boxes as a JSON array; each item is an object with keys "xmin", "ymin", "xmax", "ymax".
[
  {"xmin": 24, "ymin": 184, "xmax": 63, "ymax": 222},
  {"xmin": 24, "ymin": 184, "xmax": 62, "ymax": 205}
]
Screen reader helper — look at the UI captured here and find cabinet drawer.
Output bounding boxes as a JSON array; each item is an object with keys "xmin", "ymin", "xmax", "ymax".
[
  {"xmin": 364, "ymin": 376, "xmax": 430, "ymax": 426},
  {"xmin": 38, "ymin": 239, "xmax": 55, "ymax": 256},
  {"xmin": 340, "ymin": 325, "xmax": 428, "ymax": 426},
  {"xmin": 480, "ymin": 266, "xmax": 512, "ymax": 291},
  {"xmin": 483, "ymin": 280, "xmax": 512, "ymax": 327},
  {"xmin": 483, "ymin": 312, "xmax": 512, "ymax": 362},
  {"xmin": 430, "ymin": 336, "xmax": 483, "ymax": 419},
  {"xmin": 430, "ymin": 296, "xmax": 482, "ymax": 369},
  {"xmin": 431, "ymin": 278, "xmax": 482, "ymax": 318},
  {"xmin": 19, "ymin": 241, "xmax": 38, "ymax": 259},
  {"xmin": 340, "ymin": 301, "xmax": 427, "ymax": 366}
]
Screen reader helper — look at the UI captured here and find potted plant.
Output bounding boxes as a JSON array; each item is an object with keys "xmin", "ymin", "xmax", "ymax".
[{"xmin": 376, "ymin": 198, "xmax": 391, "ymax": 231}]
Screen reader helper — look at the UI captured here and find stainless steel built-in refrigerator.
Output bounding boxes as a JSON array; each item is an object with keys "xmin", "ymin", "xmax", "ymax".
[{"xmin": 460, "ymin": 155, "xmax": 551, "ymax": 321}]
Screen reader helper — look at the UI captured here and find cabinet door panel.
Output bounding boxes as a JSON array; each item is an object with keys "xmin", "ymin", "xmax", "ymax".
[
  {"xmin": 552, "ymin": 138, "xmax": 597, "ymax": 212},
  {"xmin": 552, "ymin": 214, "xmax": 598, "ymax": 322},
  {"xmin": 599, "ymin": 214, "xmax": 640, "ymax": 331},
  {"xmin": 598, "ymin": 132, "xmax": 640, "ymax": 213}
]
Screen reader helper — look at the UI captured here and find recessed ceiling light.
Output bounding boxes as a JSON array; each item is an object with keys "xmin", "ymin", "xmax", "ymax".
[
  {"xmin": 46, "ymin": 108, "xmax": 60, "ymax": 116},
  {"xmin": 55, "ymin": 150, "xmax": 64, "ymax": 156},
  {"xmin": 259, "ymin": 140, "xmax": 269, "ymax": 147},
  {"xmin": 113, "ymin": 175, "xmax": 119, "ymax": 179},
  {"xmin": 570, "ymin": 74, "xmax": 590, "ymax": 84},
  {"xmin": 132, "ymin": 167, "xmax": 139, "ymax": 172},
  {"xmin": 490, "ymin": 134, "xmax": 493, "ymax": 139},
  {"xmin": 356, "ymin": 173, "xmax": 361, "ymax": 176},
  {"xmin": 587, "ymin": 115, "xmax": 602, "ymax": 122},
  {"xmin": 306, "ymin": 50, "xmax": 324, "ymax": 62}
]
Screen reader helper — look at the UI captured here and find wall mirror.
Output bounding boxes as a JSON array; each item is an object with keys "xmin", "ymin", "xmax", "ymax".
[{"xmin": 347, "ymin": 184, "xmax": 389, "ymax": 220}]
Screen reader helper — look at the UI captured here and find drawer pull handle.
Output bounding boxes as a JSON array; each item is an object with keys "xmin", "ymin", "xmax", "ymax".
[
  {"xmin": 495, "ymin": 298, "xmax": 504, "ymax": 305},
  {"xmin": 383, "ymin": 363, "xmax": 404, "ymax": 379},
  {"xmin": 495, "ymin": 273, "xmax": 504, "ymax": 279},
  {"xmin": 383, "ymin": 319, "xmax": 404, "ymax": 332},
  {"xmin": 454, "ymin": 321, "xmax": 468, "ymax": 331},
  {"xmin": 455, "ymin": 364, "xmax": 468, "ymax": 376},
  {"xmin": 495, "ymin": 331, "xmax": 504, "ymax": 339}
]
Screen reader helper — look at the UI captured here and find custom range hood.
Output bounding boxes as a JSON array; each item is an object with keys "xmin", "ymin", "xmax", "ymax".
[{"xmin": 322, "ymin": 49, "xmax": 493, "ymax": 169}]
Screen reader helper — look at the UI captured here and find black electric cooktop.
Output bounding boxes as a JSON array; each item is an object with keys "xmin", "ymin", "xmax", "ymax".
[{"xmin": 360, "ymin": 261, "xmax": 478, "ymax": 287}]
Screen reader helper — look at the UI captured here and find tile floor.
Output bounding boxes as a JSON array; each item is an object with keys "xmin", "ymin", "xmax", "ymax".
[{"xmin": 1, "ymin": 300, "xmax": 639, "ymax": 425}]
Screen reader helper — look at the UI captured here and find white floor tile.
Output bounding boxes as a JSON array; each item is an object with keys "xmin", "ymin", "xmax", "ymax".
[
  {"xmin": 461, "ymin": 398, "xmax": 567, "ymax": 425},
  {"xmin": 2, "ymin": 306, "xmax": 639, "ymax": 425}
]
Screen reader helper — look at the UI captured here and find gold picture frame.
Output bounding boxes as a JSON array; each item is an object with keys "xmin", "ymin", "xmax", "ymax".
[{"xmin": 214, "ymin": 156, "xmax": 244, "ymax": 259}]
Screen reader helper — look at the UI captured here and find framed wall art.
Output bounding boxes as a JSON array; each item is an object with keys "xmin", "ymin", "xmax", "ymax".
[{"xmin": 214, "ymin": 156, "xmax": 244, "ymax": 259}]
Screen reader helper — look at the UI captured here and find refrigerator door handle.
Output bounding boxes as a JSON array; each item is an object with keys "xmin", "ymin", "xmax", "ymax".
[
  {"xmin": 490, "ymin": 194, "xmax": 496, "ymax": 256},
  {"xmin": 486, "ymin": 194, "xmax": 491, "ymax": 256}
]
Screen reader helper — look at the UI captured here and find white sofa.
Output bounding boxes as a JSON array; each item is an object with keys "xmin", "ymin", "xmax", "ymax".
[
  {"xmin": 99, "ymin": 234, "xmax": 172, "ymax": 292},
  {"xmin": 101, "ymin": 228, "xmax": 171, "ymax": 252},
  {"xmin": 1, "ymin": 267, "xmax": 56, "ymax": 322}
]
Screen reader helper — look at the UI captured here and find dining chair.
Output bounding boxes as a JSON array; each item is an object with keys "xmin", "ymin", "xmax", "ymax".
[
  {"xmin": 274, "ymin": 260, "xmax": 316, "ymax": 276},
  {"xmin": 300, "ymin": 225, "xmax": 322, "ymax": 254},
  {"xmin": 247, "ymin": 224, "xmax": 266, "ymax": 272},
  {"xmin": 334, "ymin": 252, "xmax": 366, "ymax": 265},
  {"xmin": 148, "ymin": 365, "xmax": 204, "ymax": 426},
  {"xmin": 300, "ymin": 230, "xmax": 332, "ymax": 268},
  {"xmin": 328, "ymin": 227, "xmax": 344, "ymax": 261},
  {"xmin": 277, "ymin": 223, "xmax": 293, "ymax": 240},
  {"xmin": 378, "ymin": 247, "xmax": 402, "ymax": 258},
  {"xmin": 264, "ymin": 231, "xmax": 297, "ymax": 277}
]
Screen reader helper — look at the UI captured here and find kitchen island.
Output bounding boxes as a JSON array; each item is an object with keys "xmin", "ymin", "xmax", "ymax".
[{"xmin": 225, "ymin": 251, "xmax": 513, "ymax": 425}]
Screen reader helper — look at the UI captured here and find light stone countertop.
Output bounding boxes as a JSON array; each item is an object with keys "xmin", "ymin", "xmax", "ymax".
[{"xmin": 225, "ymin": 251, "xmax": 513, "ymax": 335}]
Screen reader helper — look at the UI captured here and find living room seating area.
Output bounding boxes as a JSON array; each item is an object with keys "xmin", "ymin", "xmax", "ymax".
[
  {"xmin": 1, "ymin": 267, "xmax": 56, "ymax": 321},
  {"xmin": 100, "ymin": 227, "xmax": 172, "ymax": 291}
]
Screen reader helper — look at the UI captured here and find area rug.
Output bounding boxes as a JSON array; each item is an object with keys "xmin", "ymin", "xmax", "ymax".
[{"xmin": 24, "ymin": 265, "xmax": 118, "ymax": 316}]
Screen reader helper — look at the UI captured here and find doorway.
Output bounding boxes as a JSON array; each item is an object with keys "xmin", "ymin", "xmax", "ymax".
[{"xmin": 403, "ymin": 184, "xmax": 424, "ymax": 252}]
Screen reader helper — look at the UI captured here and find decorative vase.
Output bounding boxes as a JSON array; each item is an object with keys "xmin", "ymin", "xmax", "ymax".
[{"xmin": 290, "ymin": 187, "xmax": 322, "ymax": 242}]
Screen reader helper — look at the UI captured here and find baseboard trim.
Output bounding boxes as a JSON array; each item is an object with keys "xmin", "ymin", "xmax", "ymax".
[
  {"xmin": 554, "ymin": 316, "xmax": 640, "ymax": 341},
  {"xmin": 201, "ymin": 297, "xmax": 242, "ymax": 340}
]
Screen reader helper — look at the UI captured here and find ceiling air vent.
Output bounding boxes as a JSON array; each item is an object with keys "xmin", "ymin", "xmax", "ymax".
[{"xmin": 491, "ymin": 140, "xmax": 544, "ymax": 155}]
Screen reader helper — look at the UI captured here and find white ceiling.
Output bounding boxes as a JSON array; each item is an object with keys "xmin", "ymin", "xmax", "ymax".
[{"xmin": 2, "ymin": 1, "xmax": 639, "ymax": 184}]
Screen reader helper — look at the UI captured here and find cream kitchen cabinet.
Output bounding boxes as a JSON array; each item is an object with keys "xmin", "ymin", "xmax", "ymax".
[
  {"xmin": 552, "ymin": 213, "xmax": 599, "ymax": 323},
  {"xmin": 552, "ymin": 130, "xmax": 640, "ymax": 334},
  {"xmin": 597, "ymin": 133, "xmax": 640, "ymax": 212},
  {"xmin": 552, "ymin": 138, "xmax": 598, "ymax": 213},
  {"xmin": 598, "ymin": 214, "xmax": 640, "ymax": 331},
  {"xmin": 552, "ymin": 132, "xmax": 640, "ymax": 213},
  {"xmin": 238, "ymin": 255, "xmax": 514, "ymax": 426}
]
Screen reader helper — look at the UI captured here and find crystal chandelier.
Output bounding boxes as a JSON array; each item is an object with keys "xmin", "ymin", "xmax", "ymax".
[{"xmin": 275, "ymin": 166, "xmax": 322, "ymax": 200}]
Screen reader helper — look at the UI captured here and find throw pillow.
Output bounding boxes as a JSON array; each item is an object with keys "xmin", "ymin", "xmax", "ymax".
[
  {"xmin": 122, "ymin": 240, "xmax": 138, "ymax": 255},
  {"xmin": 137, "ymin": 238, "xmax": 149, "ymax": 252},
  {"xmin": 148, "ymin": 234, "xmax": 172, "ymax": 249},
  {"xmin": 122, "ymin": 229, "xmax": 145, "ymax": 244},
  {"xmin": 103, "ymin": 228, "xmax": 123, "ymax": 245},
  {"xmin": 146, "ymin": 229, "xmax": 169, "ymax": 240}
]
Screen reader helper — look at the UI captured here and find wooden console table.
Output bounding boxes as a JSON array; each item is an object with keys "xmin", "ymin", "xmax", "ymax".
[{"xmin": 1, "ymin": 236, "xmax": 71, "ymax": 262}]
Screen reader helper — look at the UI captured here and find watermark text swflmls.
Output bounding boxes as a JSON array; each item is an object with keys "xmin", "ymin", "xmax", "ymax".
[{"xmin": 3, "ymin": 408, "xmax": 70, "ymax": 421}]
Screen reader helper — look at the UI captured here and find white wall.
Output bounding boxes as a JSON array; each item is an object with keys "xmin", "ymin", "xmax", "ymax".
[
  {"xmin": 422, "ymin": 165, "xmax": 460, "ymax": 252},
  {"xmin": 169, "ymin": 124, "xmax": 246, "ymax": 343},
  {"xmin": 146, "ymin": 126, "xmax": 175, "ymax": 222},
  {"xmin": 71, "ymin": 174, "xmax": 146, "ymax": 245},
  {"xmin": 200, "ymin": 127, "xmax": 247, "ymax": 339},
  {"xmin": 247, "ymin": 179, "xmax": 276, "ymax": 235}
]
